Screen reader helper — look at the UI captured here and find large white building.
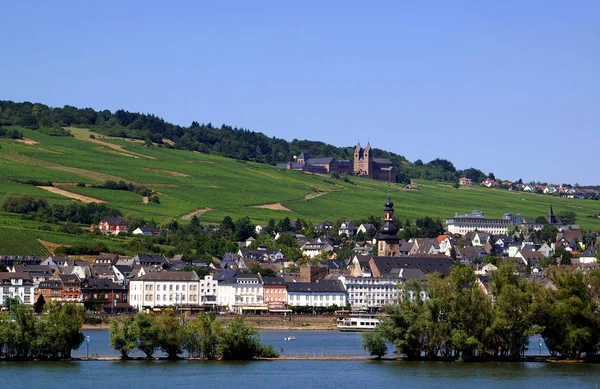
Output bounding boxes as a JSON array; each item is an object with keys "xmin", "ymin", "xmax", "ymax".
[
  {"xmin": 446, "ymin": 210, "xmax": 514, "ymax": 235},
  {"xmin": 128, "ymin": 271, "xmax": 217, "ymax": 311},
  {"xmin": 217, "ymin": 274, "xmax": 266, "ymax": 313},
  {"xmin": 286, "ymin": 280, "xmax": 347, "ymax": 308},
  {"xmin": 338, "ymin": 275, "xmax": 401, "ymax": 311},
  {"xmin": 0, "ymin": 272, "xmax": 35, "ymax": 306}
]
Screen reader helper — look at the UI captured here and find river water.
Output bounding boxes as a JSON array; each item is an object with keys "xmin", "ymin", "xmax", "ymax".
[{"xmin": 2, "ymin": 330, "xmax": 599, "ymax": 388}]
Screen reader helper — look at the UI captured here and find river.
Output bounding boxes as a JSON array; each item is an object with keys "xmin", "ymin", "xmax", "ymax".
[{"xmin": 1, "ymin": 330, "xmax": 599, "ymax": 388}]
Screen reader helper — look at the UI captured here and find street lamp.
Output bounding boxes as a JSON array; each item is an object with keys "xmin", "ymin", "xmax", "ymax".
[{"xmin": 86, "ymin": 335, "xmax": 91, "ymax": 359}]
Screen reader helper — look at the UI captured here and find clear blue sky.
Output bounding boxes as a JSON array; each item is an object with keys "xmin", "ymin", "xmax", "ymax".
[{"xmin": 1, "ymin": 1, "xmax": 598, "ymax": 185}]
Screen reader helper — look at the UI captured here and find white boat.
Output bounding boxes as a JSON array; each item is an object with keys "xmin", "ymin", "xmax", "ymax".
[
  {"xmin": 337, "ymin": 314, "xmax": 380, "ymax": 332},
  {"xmin": 284, "ymin": 336, "xmax": 296, "ymax": 341}
]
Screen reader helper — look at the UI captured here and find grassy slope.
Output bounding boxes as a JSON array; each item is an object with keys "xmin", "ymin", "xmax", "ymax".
[{"xmin": 0, "ymin": 126, "xmax": 598, "ymax": 254}]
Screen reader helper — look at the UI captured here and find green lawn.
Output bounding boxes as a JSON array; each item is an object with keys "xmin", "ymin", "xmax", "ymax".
[{"xmin": 0, "ymin": 126, "xmax": 598, "ymax": 254}]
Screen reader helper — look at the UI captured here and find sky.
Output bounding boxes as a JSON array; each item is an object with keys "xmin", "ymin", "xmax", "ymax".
[{"xmin": 1, "ymin": 1, "xmax": 598, "ymax": 185}]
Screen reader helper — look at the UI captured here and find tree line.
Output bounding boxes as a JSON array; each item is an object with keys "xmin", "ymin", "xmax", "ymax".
[
  {"xmin": 1, "ymin": 194, "xmax": 122, "ymax": 225},
  {"xmin": 0, "ymin": 301, "xmax": 86, "ymax": 360},
  {"xmin": 109, "ymin": 311, "xmax": 278, "ymax": 360},
  {"xmin": 0, "ymin": 100, "xmax": 489, "ymax": 184},
  {"xmin": 363, "ymin": 265, "xmax": 600, "ymax": 361}
]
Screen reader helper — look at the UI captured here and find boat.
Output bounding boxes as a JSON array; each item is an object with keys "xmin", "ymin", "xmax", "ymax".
[
  {"xmin": 337, "ymin": 314, "xmax": 380, "ymax": 332},
  {"xmin": 284, "ymin": 336, "xmax": 296, "ymax": 341}
]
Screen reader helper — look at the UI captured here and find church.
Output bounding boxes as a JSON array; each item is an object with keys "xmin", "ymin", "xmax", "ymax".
[{"xmin": 278, "ymin": 142, "xmax": 397, "ymax": 183}]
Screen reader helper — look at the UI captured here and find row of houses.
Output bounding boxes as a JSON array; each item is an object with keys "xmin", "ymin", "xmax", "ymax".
[{"xmin": 460, "ymin": 177, "xmax": 598, "ymax": 199}]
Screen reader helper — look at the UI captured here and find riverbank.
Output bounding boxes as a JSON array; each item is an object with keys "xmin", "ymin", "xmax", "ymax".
[
  {"xmin": 28, "ymin": 355, "xmax": 596, "ymax": 363},
  {"xmin": 83, "ymin": 314, "xmax": 338, "ymax": 331}
]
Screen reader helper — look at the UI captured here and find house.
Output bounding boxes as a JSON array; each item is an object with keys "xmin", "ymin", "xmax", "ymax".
[
  {"xmin": 301, "ymin": 240, "xmax": 335, "ymax": 258},
  {"xmin": 262, "ymin": 276, "xmax": 289, "ymax": 311},
  {"xmin": 338, "ymin": 221, "xmax": 357, "ymax": 237},
  {"xmin": 95, "ymin": 254, "xmax": 120, "ymax": 266},
  {"xmin": 286, "ymin": 280, "xmax": 347, "ymax": 308},
  {"xmin": 59, "ymin": 274, "xmax": 82, "ymax": 302},
  {"xmin": 481, "ymin": 179, "xmax": 499, "ymax": 188},
  {"xmin": 254, "ymin": 224, "xmax": 268, "ymax": 235},
  {"xmin": 82, "ymin": 278, "xmax": 130, "ymax": 313},
  {"xmin": 408, "ymin": 238, "xmax": 440, "ymax": 255},
  {"xmin": 369, "ymin": 256, "xmax": 453, "ymax": 279},
  {"xmin": 98, "ymin": 217, "xmax": 128, "ymax": 235},
  {"xmin": 132, "ymin": 226, "xmax": 160, "ymax": 236},
  {"xmin": 38, "ymin": 280, "xmax": 63, "ymax": 303},
  {"xmin": 515, "ymin": 250, "xmax": 547, "ymax": 266},
  {"xmin": 579, "ymin": 247, "xmax": 597, "ymax": 264},
  {"xmin": 217, "ymin": 273, "xmax": 265, "ymax": 314},
  {"xmin": 475, "ymin": 263, "xmax": 498, "ymax": 275},
  {"xmin": 133, "ymin": 254, "xmax": 168, "ymax": 268},
  {"xmin": 0, "ymin": 272, "xmax": 35, "ymax": 305},
  {"xmin": 10, "ymin": 265, "xmax": 53, "ymax": 286},
  {"xmin": 129, "ymin": 271, "xmax": 210, "ymax": 311},
  {"xmin": 357, "ymin": 223, "xmax": 375, "ymax": 236},
  {"xmin": 314, "ymin": 221, "xmax": 333, "ymax": 231},
  {"xmin": 349, "ymin": 255, "xmax": 372, "ymax": 277},
  {"xmin": 238, "ymin": 248, "xmax": 285, "ymax": 263},
  {"xmin": 459, "ymin": 177, "xmax": 473, "ymax": 186},
  {"xmin": 338, "ymin": 275, "xmax": 400, "ymax": 311}
]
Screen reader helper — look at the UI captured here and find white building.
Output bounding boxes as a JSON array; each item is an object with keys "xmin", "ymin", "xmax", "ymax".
[
  {"xmin": 217, "ymin": 274, "xmax": 266, "ymax": 313},
  {"xmin": 129, "ymin": 271, "xmax": 217, "ymax": 311},
  {"xmin": 286, "ymin": 280, "xmax": 346, "ymax": 308},
  {"xmin": 0, "ymin": 272, "xmax": 35, "ymax": 306},
  {"xmin": 446, "ymin": 210, "xmax": 513, "ymax": 235},
  {"xmin": 338, "ymin": 275, "xmax": 400, "ymax": 311},
  {"xmin": 301, "ymin": 239, "xmax": 335, "ymax": 258}
]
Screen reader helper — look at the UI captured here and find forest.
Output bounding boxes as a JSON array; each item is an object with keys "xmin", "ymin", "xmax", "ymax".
[{"xmin": 0, "ymin": 100, "xmax": 488, "ymax": 183}]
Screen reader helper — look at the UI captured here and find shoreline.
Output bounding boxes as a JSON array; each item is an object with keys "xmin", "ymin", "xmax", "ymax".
[{"xmin": 9, "ymin": 356, "xmax": 595, "ymax": 364}]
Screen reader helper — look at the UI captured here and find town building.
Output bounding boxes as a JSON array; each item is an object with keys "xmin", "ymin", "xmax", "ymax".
[
  {"xmin": 286, "ymin": 280, "xmax": 347, "ymax": 308},
  {"xmin": 217, "ymin": 273, "xmax": 266, "ymax": 314},
  {"xmin": 0, "ymin": 272, "xmax": 35, "ymax": 305},
  {"xmin": 446, "ymin": 210, "xmax": 514, "ymax": 235},
  {"xmin": 129, "ymin": 271, "xmax": 206, "ymax": 311},
  {"xmin": 338, "ymin": 275, "xmax": 401, "ymax": 311},
  {"xmin": 98, "ymin": 217, "xmax": 128, "ymax": 235}
]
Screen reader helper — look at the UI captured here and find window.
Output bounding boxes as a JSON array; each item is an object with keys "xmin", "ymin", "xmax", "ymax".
[{"xmin": 182, "ymin": 285, "xmax": 186, "ymax": 291}]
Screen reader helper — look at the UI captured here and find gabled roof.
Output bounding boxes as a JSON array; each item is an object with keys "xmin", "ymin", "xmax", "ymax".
[
  {"xmin": 371, "ymin": 256, "xmax": 453, "ymax": 278},
  {"xmin": 100, "ymin": 217, "xmax": 127, "ymax": 225},
  {"xmin": 286, "ymin": 280, "xmax": 346, "ymax": 293},
  {"xmin": 135, "ymin": 271, "xmax": 200, "ymax": 282},
  {"xmin": 306, "ymin": 157, "xmax": 335, "ymax": 165}
]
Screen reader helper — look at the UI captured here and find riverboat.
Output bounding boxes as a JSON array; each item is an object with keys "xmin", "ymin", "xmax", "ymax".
[{"xmin": 336, "ymin": 314, "xmax": 380, "ymax": 332}]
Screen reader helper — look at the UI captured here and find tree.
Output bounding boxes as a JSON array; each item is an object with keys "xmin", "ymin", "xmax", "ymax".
[
  {"xmin": 362, "ymin": 330, "xmax": 388, "ymax": 358},
  {"xmin": 538, "ymin": 224, "xmax": 559, "ymax": 245},
  {"xmin": 234, "ymin": 217, "xmax": 254, "ymax": 241},
  {"xmin": 183, "ymin": 312, "xmax": 223, "ymax": 359},
  {"xmin": 38, "ymin": 302, "xmax": 86, "ymax": 359},
  {"xmin": 557, "ymin": 211, "xmax": 576, "ymax": 226},
  {"xmin": 132, "ymin": 313, "xmax": 161, "ymax": 358},
  {"xmin": 157, "ymin": 310, "xmax": 185, "ymax": 359},
  {"xmin": 109, "ymin": 316, "xmax": 139, "ymax": 359},
  {"xmin": 220, "ymin": 317, "xmax": 263, "ymax": 360}
]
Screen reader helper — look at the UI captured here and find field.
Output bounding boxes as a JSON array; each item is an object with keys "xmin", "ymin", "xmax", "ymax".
[{"xmin": 0, "ymin": 126, "xmax": 599, "ymax": 254}]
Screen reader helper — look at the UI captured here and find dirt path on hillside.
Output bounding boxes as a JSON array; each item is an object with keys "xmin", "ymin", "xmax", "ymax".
[
  {"xmin": 67, "ymin": 127, "xmax": 155, "ymax": 159},
  {"xmin": 15, "ymin": 138, "xmax": 39, "ymax": 145},
  {"xmin": 252, "ymin": 203, "xmax": 293, "ymax": 212},
  {"xmin": 180, "ymin": 208, "xmax": 213, "ymax": 220},
  {"xmin": 37, "ymin": 239, "xmax": 64, "ymax": 255},
  {"xmin": 144, "ymin": 168, "xmax": 190, "ymax": 177},
  {"xmin": 304, "ymin": 191, "xmax": 328, "ymax": 200},
  {"xmin": 36, "ymin": 186, "xmax": 105, "ymax": 203},
  {"xmin": 1, "ymin": 153, "xmax": 139, "ymax": 184},
  {"xmin": 188, "ymin": 159, "xmax": 215, "ymax": 164},
  {"xmin": 247, "ymin": 168, "xmax": 281, "ymax": 180}
]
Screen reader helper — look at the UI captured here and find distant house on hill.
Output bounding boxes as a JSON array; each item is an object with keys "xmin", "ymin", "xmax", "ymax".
[
  {"xmin": 458, "ymin": 177, "xmax": 472, "ymax": 186},
  {"xmin": 98, "ymin": 217, "xmax": 128, "ymax": 235},
  {"xmin": 132, "ymin": 226, "xmax": 160, "ymax": 236}
]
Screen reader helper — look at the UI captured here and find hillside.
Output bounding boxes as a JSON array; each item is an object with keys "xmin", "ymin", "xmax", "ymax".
[
  {"xmin": 0, "ymin": 100, "xmax": 489, "ymax": 183},
  {"xmin": 0, "ymin": 126, "xmax": 599, "ymax": 255}
]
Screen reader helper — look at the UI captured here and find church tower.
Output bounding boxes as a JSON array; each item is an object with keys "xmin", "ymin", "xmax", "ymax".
[
  {"xmin": 377, "ymin": 193, "xmax": 400, "ymax": 257},
  {"xmin": 354, "ymin": 142, "xmax": 373, "ymax": 178}
]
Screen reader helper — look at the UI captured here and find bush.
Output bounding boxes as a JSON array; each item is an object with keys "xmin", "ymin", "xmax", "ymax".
[{"xmin": 259, "ymin": 345, "xmax": 280, "ymax": 358}]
